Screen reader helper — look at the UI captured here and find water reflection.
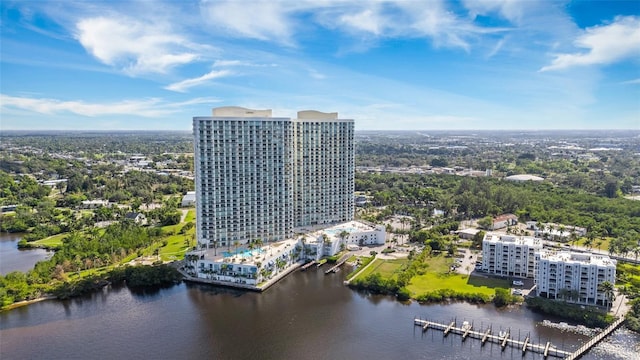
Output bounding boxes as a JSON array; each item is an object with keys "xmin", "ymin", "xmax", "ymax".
[{"xmin": 0, "ymin": 266, "xmax": 637, "ymax": 360}]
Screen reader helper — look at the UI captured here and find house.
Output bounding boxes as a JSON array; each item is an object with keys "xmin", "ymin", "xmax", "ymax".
[
  {"xmin": 81, "ymin": 199, "xmax": 109, "ymax": 209},
  {"xmin": 124, "ymin": 212, "xmax": 147, "ymax": 225},
  {"xmin": 456, "ymin": 228, "xmax": 481, "ymax": 240},
  {"xmin": 181, "ymin": 191, "xmax": 196, "ymax": 207},
  {"xmin": 491, "ymin": 214, "xmax": 518, "ymax": 230}
]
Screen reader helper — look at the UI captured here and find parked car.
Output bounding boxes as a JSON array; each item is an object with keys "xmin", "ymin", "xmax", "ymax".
[{"xmin": 512, "ymin": 280, "xmax": 524, "ymax": 286}]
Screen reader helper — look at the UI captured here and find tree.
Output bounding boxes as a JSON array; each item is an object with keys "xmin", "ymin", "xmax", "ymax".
[
  {"xmin": 338, "ymin": 230, "xmax": 350, "ymax": 247},
  {"xmin": 472, "ymin": 230, "xmax": 485, "ymax": 249},
  {"xmin": 599, "ymin": 281, "xmax": 615, "ymax": 308},
  {"xmin": 477, "ymin": 216, "xmax": 493, "ymax": 230},
  {"xmin": 584, "ymin": 232, "xmax": 595, "ymax": 249}
]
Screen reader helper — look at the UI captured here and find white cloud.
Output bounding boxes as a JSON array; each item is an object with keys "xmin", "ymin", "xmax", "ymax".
[
  {"xmin": 199, "ymin": 0, "xmax": 507, "ymax": 50},
  {"xmin": 337, "ymin": 7, "xmax": 386, "ymax": 36},
  {"xmin": 0, "ymin": 94, "xmax": 219, "ymax": 117},
  {"xmin": 200, "ymin": 0, "xmax": 293, "ymax": 45},
  {"xmin": 462, "ymin": 0, "xmax": 526, "ymax": 24},
  {"xmin": 164, "ymin": 69, "xmax": 234, "ymax": 92},
  {"xmin": 621, "ymin": 78, "xmax": 640, "ymax": 85},
  {"xmin": 75, "ymin": 16, "xmax": 203, "ymax": 75},
  {"xmin": 541, "ymin": 16, "xmax": 640, "ymax": 72}
]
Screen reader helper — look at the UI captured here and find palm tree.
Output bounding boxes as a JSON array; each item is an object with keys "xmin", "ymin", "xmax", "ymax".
[
  {"xmin": 300, "ymin": 236, "xmax": 307, "ymax": 259},
  {"xmin": 599, "ymin": 281, "xmax": 615, "ymax": 308},
  {"xmin": 584, "ymin": 233, "xmax": 595, "ymax": 250},
  {"xmin": 338, "ymin": 230, "xmax": 350, "ymax": 248},
  {"xmin": 233, "ymin": 240, "xmax": 240, "ymax": 257},
  {"xmin": 569, "ymin": 230, "xmax": 578, "ymax": 249},
  {"xmin": 596, "ymin": 240, "xmax": 603, "ymax": 252}
]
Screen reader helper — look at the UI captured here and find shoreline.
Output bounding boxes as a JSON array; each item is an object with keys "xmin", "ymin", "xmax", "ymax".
[{"xmin": 2, "ymin": 295, "xmax": 57, "ymax": 311}]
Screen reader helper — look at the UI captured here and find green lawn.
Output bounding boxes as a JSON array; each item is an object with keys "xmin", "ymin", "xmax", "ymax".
[
  {"xmin": 575, "ymin": 237, "xmax": 612, "ymax": 252},
  {"xmin": 159, "ymin": 233, "xmax": 192, "ymax": 261},
  {"xmin": 184, "ymin": 209, "xmax": 195, "ymax": 223},
  {"xmin": 357, "ymin": 258, "xmax": 407, "ymax": 279},
  {"xmin": 34, "ymin": 233, "xmax": 68, "ymax": 247},
  {"xmin": 405, "ymin": 255, "xmax": 508, "ymax": 296}
]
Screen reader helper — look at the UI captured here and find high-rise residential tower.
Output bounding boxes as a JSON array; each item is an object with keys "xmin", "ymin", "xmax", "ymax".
[
  {"xmin": 193, "ymin": 106, "xmax": 354, "ymax": 251},
  {"xmin": 292, "ymin": 110, "xmax": 354, "ymax": 226}
]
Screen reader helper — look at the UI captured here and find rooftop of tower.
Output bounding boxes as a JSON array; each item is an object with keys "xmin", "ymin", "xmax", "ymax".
[
  {"xmin": 212, "ymin": 106, "xmax": 272, "ymax": 117},
  {"xmin": 297, "ymin": 110, "xmax": 338, "ymax": 120}
]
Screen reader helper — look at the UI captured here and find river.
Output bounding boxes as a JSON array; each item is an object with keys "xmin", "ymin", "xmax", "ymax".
[
  {"xmin": 0, "ymin": 233, "xmax": 52, "ymax": 275},
  {"xmin": 1, "ymin": 266, "xmax": 637, "ymax": 360}
]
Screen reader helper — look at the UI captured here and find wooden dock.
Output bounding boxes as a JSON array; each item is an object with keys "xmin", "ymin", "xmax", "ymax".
[
  {"xmin": 564, "ymin": 315, "xmax": 626, "ymax": 360},
  {"xmin": 300, "ymin": 261, "xmax": 316, "ymax": 271},
  {"xmin": 414, "ymin": 318, "xmax": 572, "ymax": 358},
  {"xmin": 325, "ymin": 254, "xmax": 351, "ymax": 274}
]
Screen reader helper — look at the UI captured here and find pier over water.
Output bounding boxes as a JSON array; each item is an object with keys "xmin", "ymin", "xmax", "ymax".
[{"xmin": 414, "ymin": 316, "xmax": 627, "ymax": 360}]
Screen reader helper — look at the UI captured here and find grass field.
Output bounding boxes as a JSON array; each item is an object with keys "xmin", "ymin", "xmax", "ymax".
[
  {"xmin": 184, "ymin": 209, "xmax": 195, "ymax": 222},
  {"xmin": 575, "ymin": 237, "xmax": 612, "ymax": 252},
  {"xmin": 357, "ymin": 258, "xmax": 408, "ymax": 279},
  {"xmin": 404, "ymin": 255, "xmax": 509, "ymax": 297},
  {"xmin": 34, "ymin": 233, "xmax": 67, "ymax": 247}
]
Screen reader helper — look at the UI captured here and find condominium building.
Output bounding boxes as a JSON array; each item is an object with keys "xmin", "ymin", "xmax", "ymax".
[
  {"xmin": 481, "ymin": 234, "xmax": 543, "ymax": 278},
  {"xmin": 193, "ymin": 107, "xmax": 354, "ymax": 250},
  {"xmin": 535, "ymin": 251, "xmax": 616, "ymax": 306},
  {"xmin": 292, "ymin": 110, "xmax": 354, "ymax": 226}
]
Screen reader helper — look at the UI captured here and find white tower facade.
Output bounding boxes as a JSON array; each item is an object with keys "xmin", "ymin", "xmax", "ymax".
[
  {"xmin": 193, "ymin": 107, "xmax": 354, "ymax": 250},
  {"xmin": 292, "ymin": 110, "xmax": 354, "ymax": 226}
]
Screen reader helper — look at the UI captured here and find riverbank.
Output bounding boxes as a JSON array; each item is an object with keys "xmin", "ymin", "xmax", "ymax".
[{"xmin": 1, "ymin": 295, "xmax": 57, "ymax": 311}]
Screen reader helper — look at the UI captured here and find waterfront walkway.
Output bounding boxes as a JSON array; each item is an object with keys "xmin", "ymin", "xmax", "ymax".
[{"xmin": 564, "ymin": 315, "xmax": 626, "ymax": 360}]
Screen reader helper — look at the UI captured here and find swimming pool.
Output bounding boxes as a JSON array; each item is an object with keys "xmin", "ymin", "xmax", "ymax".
[
  {"xmin": 324, "ymin": 227, "xmax": 359, "ymax": 235},
  {"xmin": 222, "ymin": 248, "xmax": 265, "ymax": 258}
]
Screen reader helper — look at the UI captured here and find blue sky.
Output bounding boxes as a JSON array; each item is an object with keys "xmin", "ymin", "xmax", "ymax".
[{"xmin": 1, "ymin": 0, "xmax": 639, "ymax": 131}]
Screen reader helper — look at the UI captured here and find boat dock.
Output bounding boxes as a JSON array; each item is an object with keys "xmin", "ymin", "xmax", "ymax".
[
  {"xmin": 414, "ymin": 318, "xmax": 572, "ymax": 358},
  {"xmin": 325, "ymin": 253, "xmax": 351, "ymax": 274},
  {"xmin": 564, "ymin": 315, "xmax": 625, "ymax": 360},
  {"xmin": 300, "ymin": 261, "xmax": 316, "ymax": 271}
]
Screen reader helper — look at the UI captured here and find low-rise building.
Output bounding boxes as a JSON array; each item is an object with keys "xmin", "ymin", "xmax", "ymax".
[
  {"xmin": 302, "ymin": 221, "xmax": 386, "ymax": 261},
  {"xmin": 81, "ymin": 199, "xmax": 109, "ymax": 209},
  {"xmin": 528, "ymin": 222, "xmax": 587, "ymax": 241},
  {"xmin": 187, "ymin": 220, "xmax": 385, "ymax": 287},
  {"xmin": 181, "ymin": 191, "xmax": 196, "ymax": 207},
  {"xmin": 481, "ymin": 234, "xmax": 542, "ymax": 278},
  {"xmin": 490, "ymin": 214, "xmax": 518, "ymax": 230},
  {"xmin": 124, "ymin": 212, "xmax": 147, "ymax": 225},
  {"xmin": 535, "ymin": 251, "xmax": 616, "ymax": 306}
]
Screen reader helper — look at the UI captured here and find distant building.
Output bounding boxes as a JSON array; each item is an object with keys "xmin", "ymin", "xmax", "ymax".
[
  {"xmin": 124, "ymin": 212, "xmax": 147, "ymax": 225},
  {"xmin": 491, "ymin": 213, "xmax": 518, "ymax": 230},
  {"xmin": 528, "ymin": 222, "xmax": 586, "ymax": 241},
  {"xmin": 481, "ymin": 234, "xmax": 543, "ymax": 278},
  {"xmin": 456, "ymin": 228, "xmax": 481, "ymax": 240},
  {"xmin": 535, "ymin": 251, "xmax": 616, "ymax": 306},
  {"xmin": 81, "ymin": 199, "xmax": 109, "ymax": 209},
  {"xmin": 504, "ymin": 174, "xmax": 544, "ymax": 182},
  {"xmin": 181, "ymin": 191, "xmax": 196, "ymax": 207},
  {"xmin": 1, "ymin": 205, "xmax": 18, "ymax": 212}
]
